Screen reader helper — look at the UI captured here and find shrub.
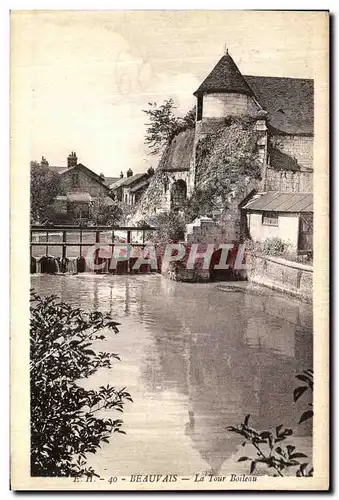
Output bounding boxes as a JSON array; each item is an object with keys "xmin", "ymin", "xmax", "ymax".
[
  {"xmin": 30, "ymin": 291, "xmax": 132, "ymax": 477},
  {"xmin": 89, "ymin": 198, "xmax": 123, "ymax": 226},
  {"xmin": 148, "ymin": 211, "xmax": 186, "ymax": 244},
  {"xmin": 263, "ymin": 237, "xmax": 286, "ymax": 256},
  {"xmin": 228, "ymin": 369, "xmax": 313, "ymax": 477}
]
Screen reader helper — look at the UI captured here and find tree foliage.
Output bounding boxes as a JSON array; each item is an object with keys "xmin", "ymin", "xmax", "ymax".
[
  {"xmin": 88, "ymin": 197, "xmax": 123, "ymax": 226},
  {"xmin": 30, "ymin": 291, "xmax": 132, "ymax": 477},
  {"xmin": 143, "ymin": 99, "xmax": 195, "ymax": 155},
  {"xmin": 30, "ymin": 161, "xmax": 61, "ymax": 222}
]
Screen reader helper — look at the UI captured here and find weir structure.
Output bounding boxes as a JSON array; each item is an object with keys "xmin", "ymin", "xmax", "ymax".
[
  {"xmin": 30, "ymin": 225, "xmax": 157, "ymax": 274},
  {"xmin": 30, "ymin": 225, "xmax": 243, "ymax": 280}
]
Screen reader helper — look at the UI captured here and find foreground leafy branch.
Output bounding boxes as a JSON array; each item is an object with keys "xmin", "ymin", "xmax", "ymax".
[
  {"xmin": 228, "ymin": 369, "xmax": 313, "ymax": 477},
  {"xmin": 30, "ymin": 291, "xmax": 132, "ymax": 477}
]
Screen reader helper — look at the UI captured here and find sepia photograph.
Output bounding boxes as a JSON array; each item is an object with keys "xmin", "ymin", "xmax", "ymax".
[{"xmin": 10, "ymin": 9, "xmax": 329, "ymax": 491}]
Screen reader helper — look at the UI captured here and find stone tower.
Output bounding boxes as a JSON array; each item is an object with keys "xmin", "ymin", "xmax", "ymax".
[
  {"xmin": 189, "ymin": 50, "xmax": 267, "ymax": 190},
  {"xmin": 193, "ymin": 49, "xmax": 259, "ymax": 122}
]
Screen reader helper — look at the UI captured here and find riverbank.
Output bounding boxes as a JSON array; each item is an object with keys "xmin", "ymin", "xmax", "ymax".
[{"xmin": 247, "ymin": 254, "xmax": 313, "ymax": 302}]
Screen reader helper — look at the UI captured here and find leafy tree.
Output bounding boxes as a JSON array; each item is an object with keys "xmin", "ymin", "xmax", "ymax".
[
  {"xmin": 228, "ymin": 369, "xmax": 313, "ymax": 477},
  {"xmin": 30, "ymin": 161, "xmax": 61, "ymax": 222},
  {"xmin": 148, "ymin": 211, "xmax": 186, "ymax": 243},
  {"xmin": 143, "ymin": 99, "xmax": 196, "ymax": 155},
  {"xmin": 143, "ymin": 99, "xmax": 180, "ymax": 155},
  {"xmin": 88, "ymin": 197, "xmax": 123, "ymax": 226},
  {"xmin": 182, "ymin": 105, "xmax": 196, "ymax": 129},
  {"xmin": 30, "ymin": 291, "xmax": 132, "ymax": 477}
]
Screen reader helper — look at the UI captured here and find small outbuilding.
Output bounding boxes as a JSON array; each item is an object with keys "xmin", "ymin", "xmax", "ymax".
[{"xmin": 242, "ymin": 192, "xmax": 313, "ymax": 254}]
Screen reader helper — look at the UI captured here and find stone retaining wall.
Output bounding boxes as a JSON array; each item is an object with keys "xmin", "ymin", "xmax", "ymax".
[{"xmin": 247, "ymin": 254, "xmax": 313, "ymax": 301}]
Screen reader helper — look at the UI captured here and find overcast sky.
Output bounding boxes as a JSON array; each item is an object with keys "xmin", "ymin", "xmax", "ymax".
[{"xmin": 11, "ymin": 10, "xmax": 325, "ymax": 176}]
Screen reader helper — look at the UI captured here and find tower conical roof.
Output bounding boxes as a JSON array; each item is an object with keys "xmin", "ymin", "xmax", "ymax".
[{"xmin": 194, "ymin": 52, "xmax": 253, "ymax": 96}]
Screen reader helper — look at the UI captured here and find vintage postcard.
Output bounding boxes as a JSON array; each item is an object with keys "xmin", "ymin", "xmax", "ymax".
[{"xmin": 10, "ymin": 10, "xmax": 329, "ymax": 491}]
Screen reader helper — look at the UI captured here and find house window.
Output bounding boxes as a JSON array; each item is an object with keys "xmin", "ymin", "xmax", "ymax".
[
  {"xmin": 262, "ymin": 211, "xmax": 279, "ymax": 226},
  {"xmin": 71, "ymin": 173, "xmax": 79, "ymax": 188}
]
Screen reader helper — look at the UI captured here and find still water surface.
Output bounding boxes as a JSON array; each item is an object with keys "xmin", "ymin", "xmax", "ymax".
[{"xmin": 31, "ymin": 274, "xmax": 313, "ymax": 477}]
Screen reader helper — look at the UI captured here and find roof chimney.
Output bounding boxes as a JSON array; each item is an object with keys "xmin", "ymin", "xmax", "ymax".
[
  {"xmin": 147, "ymin": 166, "xmax": 155, "ymax": 177},
  {"xmin": 126, "ymin": 168, "xmax": 133, "ymax": 178},
  {"xmin": 67, "ymin": 151, "xmax": 78, "ymax": 168},
  {"xmin": 40, "ymin": 156, "xmax": 49, "ymax": 167},
  {"xmin": 120, "ymin": 171, "xmax": 124, "ymax": 178}
]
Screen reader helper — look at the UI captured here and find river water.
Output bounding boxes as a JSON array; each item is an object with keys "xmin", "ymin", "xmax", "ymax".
[{"xmin": 31, "ymin": 274, "xmax": 313, "ymax": 477}]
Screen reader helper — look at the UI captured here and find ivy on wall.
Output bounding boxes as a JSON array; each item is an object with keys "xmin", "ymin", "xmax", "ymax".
[
  {"xmin": 195, "ymin": 116, "xmax": 261, "ymax": 191},
  {"xmin": 137, "ymin": 169, "xmax": 168, "ymax": 216},
  {"xmin": 137, "ymin": 116, "xmax": 262, "ymax": 223},
  {"xmin": 189, "ymin": 116, "xmax": 262, "ymax": 217}
]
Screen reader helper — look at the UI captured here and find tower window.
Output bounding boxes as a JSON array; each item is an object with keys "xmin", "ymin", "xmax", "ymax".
[{"xmin": 197, "ymin": 95, "xmax": 203, "ymax": 121}]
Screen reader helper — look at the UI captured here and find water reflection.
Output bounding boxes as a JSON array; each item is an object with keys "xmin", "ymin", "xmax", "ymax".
[{"xmin": 31, "ymin": 274, "xmax": 313, "ymax": 476}]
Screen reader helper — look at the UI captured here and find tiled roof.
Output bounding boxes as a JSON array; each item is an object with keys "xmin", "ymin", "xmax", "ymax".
[
  {"xmin": 159, "ymin": 129, "xmax": 195, "ymax": 172},
  {"xmin": 103, "ymin": 196, "xmax": 115, "ymax": 206},
  {"xmin": 50, "ymin": 166, "xmax": 68, "ymax": 174},
  {"xmin": 242, "ymin": 192, "xmax": 313, "ymax": 213},
  {"xmin": 58, "ymin": 164, "xmax": 111, "ymax": 192},
  {"xmin": 109, "ymin": 173, "xmax": 147, "ymax": 190},
  {"xmin": 103, "ymin": 176, "xmax": 119, "ymax": 187},
  {"xmin": 193, "ymin": 52, "xmax": 313, "ymax": 135},
  {"xmin": 194, "ymin": 53, "xmax": 254, "ymax": 96},
  {"xmin": 244, "ymin": 75, "xmax": 314, "ymax": 135},
  {"xmin": 129, "ymin": 178, "xmax": 150, "ymax": 193}
]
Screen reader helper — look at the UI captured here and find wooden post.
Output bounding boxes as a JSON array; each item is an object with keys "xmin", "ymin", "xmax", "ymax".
[
  {"xmin": 127, "ymin": 230, "xmax": 131, "ymax": 274},
  {"xmin": 95, "ymin": 230, "xmax": 100, "ymax": 272},
  {"xmin": 62, "ymin": 230, "xmax": 66, "ymax": 260},
  {"xmin": 46, "ymin": 231, "xmax": 49, "ymax": 256},
  {"xmin": 80, "ymin": 229, "xmax": 83, "ymax": 257},
  {"xmin": 111, "ymin": 229, "xmax": 114, "ymax": 269}
]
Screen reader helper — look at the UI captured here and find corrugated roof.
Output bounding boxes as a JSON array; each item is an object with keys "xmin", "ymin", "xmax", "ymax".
[
  {"xmin": 159, "ymin": 129, "xmax": 195, "ymax": 172},
  {"xmin": 194, "ymin": 53, "xmax": 254, "ymax": 96},
  {"xmin": 244, "ymin": 75, "xmax": 314, "ymax": 135},
  {"xmin": 243, "ymin": 192, "xmax": 313, "ymax": 212}
]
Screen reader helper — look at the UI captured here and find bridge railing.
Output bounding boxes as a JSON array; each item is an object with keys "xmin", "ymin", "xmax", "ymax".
[{"xmin": 30, "ymin": 225, "xmax": 157, "ymax": 260}]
